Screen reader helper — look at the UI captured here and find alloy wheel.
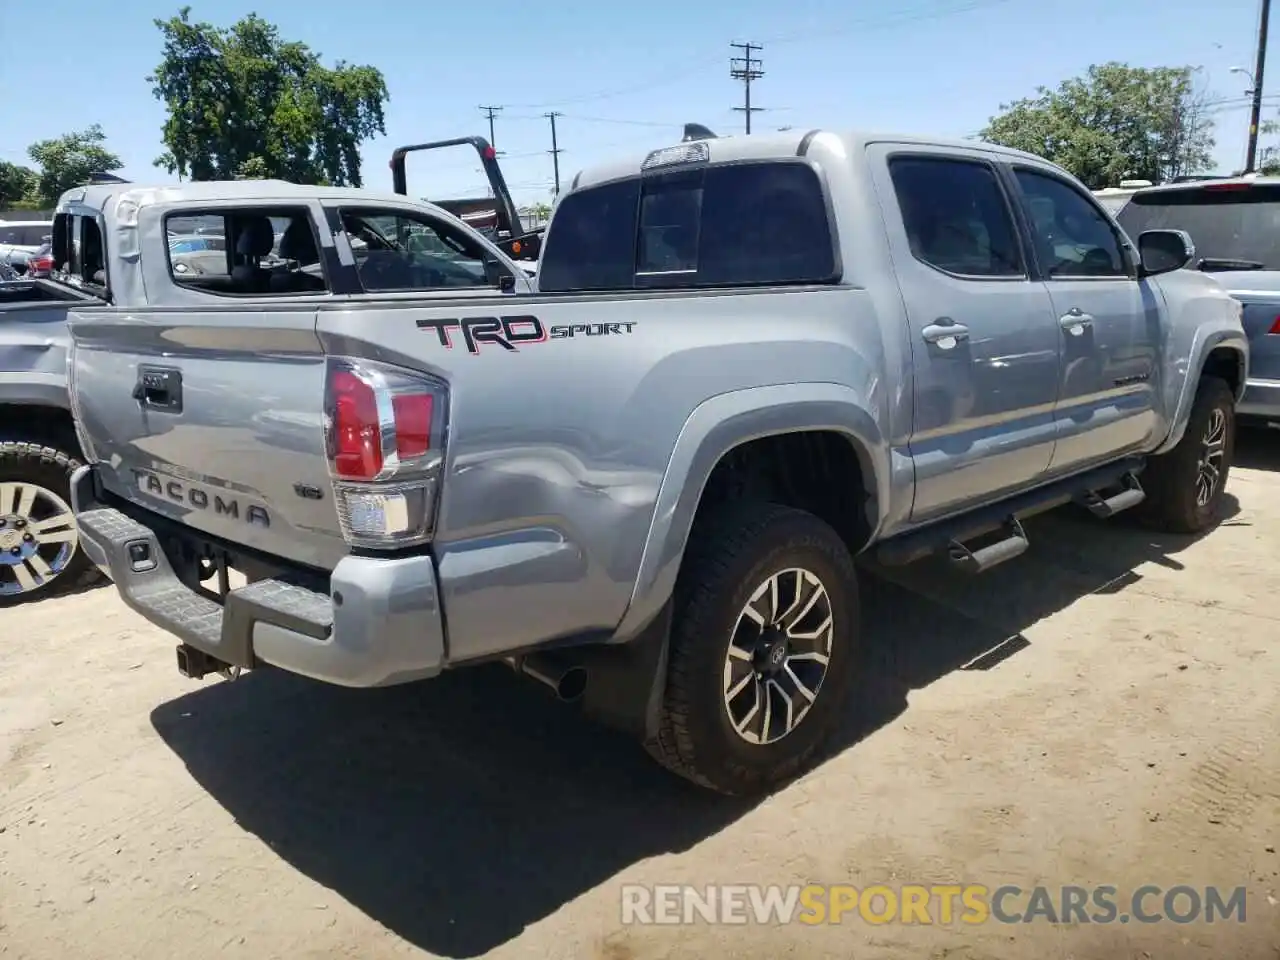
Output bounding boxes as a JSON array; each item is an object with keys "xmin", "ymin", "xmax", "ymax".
[
  {"xmin": 0, "ymin": 481, "xmax": 80, "ymax": 598},
  {"xmin": 722, "ymin": 567, "xmax": 835, "ymax": 745},
  {"xmin": 1196, "ymin": 406, "xmax": 1227, "ymax": 508}
]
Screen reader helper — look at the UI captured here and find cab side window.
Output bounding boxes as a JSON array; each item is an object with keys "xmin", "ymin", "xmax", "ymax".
[
  {"xmin": 1014, "ymin": 169, "xmax": 1128, "ymax": 278},
  {"xmin": 337, "ymin": 208, "xmax": 500, "ymax": 293},
  {"xmin": 889, "ymin": 156, "xmax": 1026, "ymax": 278},
  {"xmin": 164, "ymin": 207, "xmax": 332, "ymax": 296}
]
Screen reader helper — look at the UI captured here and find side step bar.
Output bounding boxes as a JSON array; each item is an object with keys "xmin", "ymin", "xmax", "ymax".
[
  {"xmin": 1076, "ymin": 472, "xmax": 1146, "ymax": 518},
  {"xmin": 876, "ymin": 457, "xmax": 1146, "ymax": 572},
  {"xmin": 946, "ymin": 518, "xmax": 1029, "ymax": 574}
]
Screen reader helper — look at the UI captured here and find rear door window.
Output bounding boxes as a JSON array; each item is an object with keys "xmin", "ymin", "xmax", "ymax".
[
  {"xmin": 537, "ymin": 161, "xmax": 838, "ymax": 292},
  {"xmin": 1115, "ymin": 182, "xmax": 1280, "ymax": 269},
  {"xmin": 888, "ymin": 156, "xmax": 1025, "ymax": 278}
]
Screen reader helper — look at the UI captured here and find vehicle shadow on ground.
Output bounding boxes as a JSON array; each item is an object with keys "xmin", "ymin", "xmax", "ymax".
[
  {"xmin": 149, "ymin": 494, "xmax": 1241, "ymax": 959},
  {"xmin": 844, "ymin": 490, "xmax": 1242, "ymax": 749},
  {"xmin": 1234, "ymin": 424, "xmax": 1280, "ymax": 470}
]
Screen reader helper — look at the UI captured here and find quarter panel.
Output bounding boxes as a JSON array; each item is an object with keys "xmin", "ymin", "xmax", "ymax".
[
  {"xmin": 315, "ymin": 287, "xmax": 890, "ymax": 659},
  {"xmin": 613, "ymin": 384, "xmax": 888, "ymax": 641}
]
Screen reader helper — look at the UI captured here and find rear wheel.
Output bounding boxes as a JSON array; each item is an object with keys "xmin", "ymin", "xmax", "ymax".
[
  {"xmin": 1137, "ymin": 376, "xmax": 1235, "ymax": 534},
  {"xmin": 0, "ymin": 442, "xmax": 99, "ymax": 605},
  {"xmin": 646, "ymin": 502, "xmax": 860, "ymax": 795}
]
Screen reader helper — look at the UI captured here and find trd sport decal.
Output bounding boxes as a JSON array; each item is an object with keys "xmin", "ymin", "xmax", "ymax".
[{"xmin": 416, "ymin": 315, "xmax": 637, "ymax": 354}]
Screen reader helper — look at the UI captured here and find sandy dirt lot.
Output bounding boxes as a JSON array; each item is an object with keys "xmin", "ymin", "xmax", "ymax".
[{"xmin": 1, "ymin": 434, "xmax": 1279, "ymax": 960}]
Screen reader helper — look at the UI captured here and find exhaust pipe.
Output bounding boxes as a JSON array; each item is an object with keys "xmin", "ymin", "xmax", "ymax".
[{"xmin": 505, "ymin": 653, "xmax": 587, "ymax": 702}]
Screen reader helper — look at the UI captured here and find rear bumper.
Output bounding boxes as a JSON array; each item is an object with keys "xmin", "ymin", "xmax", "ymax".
[
  {"xmin": 1238, "ymin": 377, "xmax": 1280, "ymax": 421},
  {"xmin": 70, "ymin": 466, "xmax": 445, "ymax": 688}
]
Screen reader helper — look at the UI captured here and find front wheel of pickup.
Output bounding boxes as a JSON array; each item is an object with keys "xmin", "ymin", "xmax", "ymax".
[
  {"xmin": 0, "ymin": 442, "xmax": 99, "ymax": 605},
  {"xmin": 648, "ymin": 502, "xmax": 860, "ymax": 796},
  {"xmin": 1138, "ymin": 376, "xmax": 1236, "ymax": 535}
]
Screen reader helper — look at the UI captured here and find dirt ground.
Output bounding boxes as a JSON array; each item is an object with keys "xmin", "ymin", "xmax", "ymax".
[{"xmin": 2, "ymin": 435, "xmax": 1279, "ymax": 960}]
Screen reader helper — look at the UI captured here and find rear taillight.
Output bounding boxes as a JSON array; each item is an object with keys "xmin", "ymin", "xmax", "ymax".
[
  {"xmin": 330, "ymin": 370, "xmax": 383, "ymax": 480},
  {"xmin": 1269, "ymin": 316, "xmax": 1280, "ymax": 335},
  {"xmin": 28, "ymin": 255, "xmax": 54, "ymax": 274},
  {"xmin": 323, "ymin": 357, "xmax": 448, "ymax": 549}
]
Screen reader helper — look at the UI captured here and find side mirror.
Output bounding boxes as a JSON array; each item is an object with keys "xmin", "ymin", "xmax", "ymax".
[{"xmin": 1137, "ymin": 229, "xmax": 1194, "ymax": 277}]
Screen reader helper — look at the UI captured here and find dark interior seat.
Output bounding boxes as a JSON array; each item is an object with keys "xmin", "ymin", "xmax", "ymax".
[{"xmin": 230, "ymin": 216, "xmax": 276, "ymax": 292}]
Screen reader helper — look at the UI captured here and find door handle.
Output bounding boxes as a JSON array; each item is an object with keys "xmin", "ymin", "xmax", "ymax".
[
  {"xmin": 133, "ymin": 365, "xmax": 184, "ymax": 413},
  {"xmin": 922, "ymin": 319, "xmax": 970, "ymax": 349},
  {"xmin": 1059, "ymin": 309, "xmax": 1094, "ymax": 336}
]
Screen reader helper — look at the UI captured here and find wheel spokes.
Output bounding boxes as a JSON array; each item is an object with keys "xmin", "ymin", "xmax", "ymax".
[{"xmin": 723, "ymin": 566, "xmax": 837, "ymax": 746}]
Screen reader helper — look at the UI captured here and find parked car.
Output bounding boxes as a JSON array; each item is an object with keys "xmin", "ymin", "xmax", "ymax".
[
  {"xmin": 22, "ymin": 243, "xmax": 54, "ymax": 278},
  {"xmin": 45, "ymin": 130, "xmax": 1247, "ymax": 794},
  {"xmin": 1112, "ymin": 176, "xmax": 1280, "ymax": 427},
  {"xmin": 0, "ymin": 220, "xmax": 52, "ymax": 274}
]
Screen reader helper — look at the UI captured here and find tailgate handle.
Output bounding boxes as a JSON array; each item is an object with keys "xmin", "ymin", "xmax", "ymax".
[{"xmin": 132, "ymin": 365, "xmax": 183, "ymax": 413}]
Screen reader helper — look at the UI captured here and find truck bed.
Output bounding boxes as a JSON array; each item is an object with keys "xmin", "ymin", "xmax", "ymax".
[{"xmin": 0, "ymin": 278, "xmax": 100, "ymax": 308}]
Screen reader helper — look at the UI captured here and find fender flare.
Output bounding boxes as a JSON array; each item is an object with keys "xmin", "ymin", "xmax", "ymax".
[
  {"xmin": 1153, "ymin": 329, "xmax": 1248, "ymax": 456},
  {"xmin": 613, "ymin": 382, "xmax": 888, "ymax": 641}
]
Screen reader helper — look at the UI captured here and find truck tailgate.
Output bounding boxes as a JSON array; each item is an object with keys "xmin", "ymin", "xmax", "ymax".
[{"xmin": 67, "ymin": 307, "xmax": 347, "ymax": 570}]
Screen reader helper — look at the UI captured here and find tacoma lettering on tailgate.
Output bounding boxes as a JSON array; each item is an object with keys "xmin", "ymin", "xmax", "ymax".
[{"xmin": 131, "ymin": 469, "xmax": 270, "ymax": 528}]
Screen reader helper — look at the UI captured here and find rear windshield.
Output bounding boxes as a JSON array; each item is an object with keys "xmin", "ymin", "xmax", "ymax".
[
  {"xmin": 1115, "ymin": 183, "xmax": 1280, "ymax": 269},
  {"xmin": 537, "ymin": 160, "xmax": 838, "ymax": 292}
]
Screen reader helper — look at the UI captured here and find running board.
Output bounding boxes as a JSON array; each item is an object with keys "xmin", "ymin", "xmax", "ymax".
[
  {"xmin": 947, "ymin": 518, "xmax": 1029, "ymax": 574},
  {"xmin": 1075, "ymin": 472, "xmax": 1146, "ymax": 518},
  {"xmin": 876, "ymin": 456, "xmax": 1145, "ymax": 568}
]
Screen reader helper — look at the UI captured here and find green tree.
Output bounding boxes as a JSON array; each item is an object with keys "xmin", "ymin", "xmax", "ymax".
[
  {"xmin": 150, "ymin": 7, "xmax": 389, "ymax": 186},
  {"xmin": 0, "ymin": 161, "xmax": 38, "ymax": 207},
  {"xmin": 25, "ymin": 125, "xmax": 124, "ymax": 207},
  {"xmin": 1257, "ymin": 119, "xmax": 1280, "ymax": 175},
  {"xmin": 981, "ymin": 63, "xmax": 1216, "ymax": 189}
]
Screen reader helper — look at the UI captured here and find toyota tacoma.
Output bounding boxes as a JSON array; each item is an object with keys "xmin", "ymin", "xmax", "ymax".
[{"xmin": 63, "ymin": 131, "xmax": 1247, "ymax": 794}]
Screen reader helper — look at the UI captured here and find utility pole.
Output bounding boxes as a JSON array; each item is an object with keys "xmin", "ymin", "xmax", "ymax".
[
  {"xmin": 730, "ymin": 41, "xmax": 765, "ymax": 134},
  {"xmin": 1246, "ymin": 0, "xmax": 1272, "ymax": 172},
  {"xmin": 546, "ymin": 111, "xmax": 563, "ymax": 195},
  {"xmin": 478, "ymin": 105, "xmax": 504, "ymax": 154}
]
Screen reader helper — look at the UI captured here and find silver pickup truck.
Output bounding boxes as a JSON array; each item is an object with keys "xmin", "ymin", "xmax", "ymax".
[
  {"xmin": 0, "ymin": 277, "xmax": 104, "ymax": 603},
  {"xmin": 63, "ymin": 132, "xmax": 1247, "ymax": 795}
]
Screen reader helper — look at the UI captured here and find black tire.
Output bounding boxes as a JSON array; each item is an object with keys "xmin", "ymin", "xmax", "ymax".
[
  {"xmin": 0, "ymin": 441, "xmax": 101, "ymax": 606},
  {"xmin": 646, "ymin": 502, "xmax": 860, "ymax": 795},
  {"xmin": 1136, "ymin": 376, "xmax": 1235, "ymax": 535}
]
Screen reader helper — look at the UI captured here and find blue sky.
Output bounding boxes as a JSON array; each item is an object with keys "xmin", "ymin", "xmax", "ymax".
[{"xmin": 1, "ymin": 0, "xmax": 1275, "ymax": 206}]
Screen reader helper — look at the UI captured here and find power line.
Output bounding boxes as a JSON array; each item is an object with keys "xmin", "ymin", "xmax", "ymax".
[
  {"xmin": 546, "ymin": 112, "xmax": 564, "ymax": 195},
  {"xmin": 501, "ymin": 0, "xmax": 1009, "ymax": 110},
  {"xmin": 730, "ymin": 41, "xmax": 765, "ymax": 134}
]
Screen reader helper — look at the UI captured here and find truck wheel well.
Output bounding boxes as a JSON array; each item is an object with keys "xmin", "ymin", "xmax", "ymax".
[
  {"xmin": 693, "ymin": 431, "xmax": 874, "ymax": 558},
  {"xmin": 0, "ymin": 404, "xmax": 81, "ymax": 456},
  {"xmin": 1203, "ymin": 347, "xmax": 1243, "ymax": 397}
]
